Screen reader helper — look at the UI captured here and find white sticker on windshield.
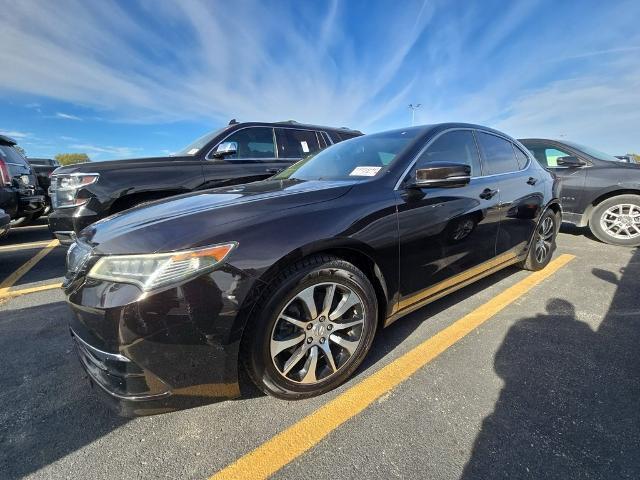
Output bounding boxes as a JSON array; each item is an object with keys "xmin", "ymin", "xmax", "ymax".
[
  {"xmin": 300, "ymin": 141, "xmax": 309, "ymax": 153},
  {"xmin": 350, "ymin": 166, "xmax": 382, "ymax": 176},
  {"xmin": 188, "ymin": 148, "xmax": 199, "ymax": 155}
]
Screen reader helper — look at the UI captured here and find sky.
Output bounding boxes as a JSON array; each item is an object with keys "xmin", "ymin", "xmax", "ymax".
[{"xmin": 0, "ymin": 0, "xmax": 639, "ymax": 161}]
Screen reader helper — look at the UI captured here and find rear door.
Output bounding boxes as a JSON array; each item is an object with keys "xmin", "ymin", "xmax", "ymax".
[
  {"xmin": 201, "ymin": 126, "xmax": 290, "ymax": 188},
  {"xmin": 476, "ymin": 132, "xmax": 542, "ymax": 257}
]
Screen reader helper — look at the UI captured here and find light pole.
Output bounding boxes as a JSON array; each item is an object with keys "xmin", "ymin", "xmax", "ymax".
[{"xmin": 408, "ymin": 103, "xmax": 422, "ymax": 126}]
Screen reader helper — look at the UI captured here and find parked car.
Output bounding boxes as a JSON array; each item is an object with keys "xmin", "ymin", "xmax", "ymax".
[
  {"xmin": 27, "ymin": 157, "xmax": 60, "ymax": 215},
  {"xmin": 0, "ymin": 208, "xmax": 9, "ymax": 240},
  {"xmin": 0, "ymin": 135, "xmax": 46, "ymax": 227},
  {"xmin": 520, "ymin": 138, "xmax": 640, "ymax": 246},
  {"xmin": 63, "ymin": 123, "xmax": 560, "ymax": 415},
  {"xmin": 48, "ymin": 120, "xmax": 362, "ymax": 245}
]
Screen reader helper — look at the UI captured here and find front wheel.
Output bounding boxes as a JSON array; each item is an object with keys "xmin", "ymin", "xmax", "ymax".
[
  {"xmin": 589, "ymin": 195, "xmax": 640, "ymax": 247},
  {"xmin": 519, "ymin": 210, "xmax": 557, "ymax": 271},
  {"xmin": 10, "ymin": 214, "xmax": 34, "ymax": 228},
  {"xmin": 243, "ymin": 255, "xmax": 378, "ymax": 400}
]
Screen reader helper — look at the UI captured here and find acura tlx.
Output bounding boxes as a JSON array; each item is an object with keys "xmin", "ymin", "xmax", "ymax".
[{"xmin": 63, "ymin": 123, "xmax": 559, "ymax": 416}]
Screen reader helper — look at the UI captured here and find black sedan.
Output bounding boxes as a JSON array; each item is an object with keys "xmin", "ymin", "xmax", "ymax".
[
  {"xmin": 520, "ymin": 138, "xmax": 640, "ymax": 246},
  {"xmin": 63, "ymin": 123, "xmax": 560, "ymax": 415}
]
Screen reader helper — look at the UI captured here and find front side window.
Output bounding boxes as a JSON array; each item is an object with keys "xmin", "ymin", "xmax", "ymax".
[
  {"xmin": 275, "ymin": 129, "xmax": 321, "ymax": 158},
  {"xmin": 476, "ymin": 132, "xmax": 520, "ymax": 175},
  {"xmin": 274, "ymin": 128, "xmax": 420, "ymax": 181},
  {"xmin": 414, "ymin": 130, "xmax": 481, "ymax": 176},
  {"xmin": 219, "ymin": 127, "xmax": 275, "ymax": 160},
  {"xmin": 526, "ymin": 145, "xmax": 572, "ymax": 168}
]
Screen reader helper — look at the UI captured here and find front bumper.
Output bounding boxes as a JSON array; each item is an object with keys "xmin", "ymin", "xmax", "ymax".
[
  {"xmin": 48, "ymin": 205, "xmax": 100, "ymax": 244},
  {"xmin": 65, "ymin": 267, "xmax": 257, "ymax": 416},
  {"xmin": 18, "ymin": 194, "xmax": 45, "ymax": 217}
]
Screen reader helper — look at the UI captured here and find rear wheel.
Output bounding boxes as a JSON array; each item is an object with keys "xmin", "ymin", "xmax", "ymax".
[
  {"xmin": 520, "ymin": 209, "xmax": 557, "ymax": 271},
  {"xmin": 589, "ymin": 195, "xmax": 640, "ymax": 246},
  {"xmin": 243, "ymin": 255, "xmax": 378, "ymax": 400}
]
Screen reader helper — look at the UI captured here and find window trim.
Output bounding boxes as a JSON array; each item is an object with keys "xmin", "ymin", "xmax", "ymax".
[{"xmin": 474, "ymin": 130, "xmax": 530, "ymax": 177}]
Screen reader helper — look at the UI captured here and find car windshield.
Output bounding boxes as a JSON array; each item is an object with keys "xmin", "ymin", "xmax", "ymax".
[
  {"xmin": 175, "ymin": 127, "xmax": 227, "ymax": 156},
  {"xmin": 273, "ymin": 128, "xmax": 422, "ymax": 181},
  {"xmin": 563, "ymin": 141, "xmax": 620, "ymax": 162}
]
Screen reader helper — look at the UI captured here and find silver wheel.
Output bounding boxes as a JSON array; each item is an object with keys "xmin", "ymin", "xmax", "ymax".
[
  {"xmin": 599, "ymin": 204, "xmax": 640, "ymax": 240},
  {"xmin": 534, "ymin": 216, "xmax": 554, "ymax": 263},
  {"xmin": 270, "ymin": 282, "xmax": 365, "ymax": 384}
]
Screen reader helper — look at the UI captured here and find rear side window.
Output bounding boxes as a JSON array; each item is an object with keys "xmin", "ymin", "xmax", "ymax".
[
  {"xmin": 512, "ymin": 145, "xmax": 530, "ymax": 169},
  {"xmin": 415, "ymin": 130, "xmax": 482, "ymax": 176},
  {"xmin": 0, "ymin": 145, "xmax": 30, "ymax": 176},
  {"xmin": 476, "ymin": 132, "xmax": 520, "ymax": 175},
  {"xmin": 275, "ymin": 128, "xmax": 321, "ymax": 158}
]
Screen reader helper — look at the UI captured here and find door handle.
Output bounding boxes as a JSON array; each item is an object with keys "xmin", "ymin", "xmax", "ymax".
[
  {"xmin": 479, "ymin": 188, "xmax": 498, "ymax": 200},
  {"xmin": 527, "ymin": 177, "xmax": 538, "ymax": 185},
  {"xmin": 266, "ymin": 168, "xmax": 283, "ymax": 174}
]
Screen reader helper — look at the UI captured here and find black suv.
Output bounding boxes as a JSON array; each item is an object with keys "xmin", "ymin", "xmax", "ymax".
[
  {"xmin": 520, "ymin": 138, "xmax": 640, "ymax": 246},
  {"xmin": 48, "ymin": 121, "xmax": 362, "ymax": 244},
  {"xmin": 0, "ymin": 135, "xmax": 46, "ymax": 227}
]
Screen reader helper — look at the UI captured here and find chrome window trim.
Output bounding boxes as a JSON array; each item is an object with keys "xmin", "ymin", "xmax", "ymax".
[
  {"xmin": 205, "ymin": 125, "xmax": 328, "ymax": 161},
  {"xmin": 394, "ymin": 128, "xmax": 531, "ymax": 190}
]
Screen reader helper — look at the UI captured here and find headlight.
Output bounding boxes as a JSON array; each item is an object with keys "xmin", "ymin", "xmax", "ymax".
[
  {"xmin": 51, "ymin": 173, "xmax": 99, "ymax": 208},
  {"xmin": 87, "ymin": 242, "xmax": 237, "ymax": 291}
]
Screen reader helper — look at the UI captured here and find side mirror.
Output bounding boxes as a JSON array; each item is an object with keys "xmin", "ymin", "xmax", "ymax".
[
  {"xmin": 212, "ymin": 141, "xmax": 238, "ymax": 158},
  {"xmin": 556, "ymin": 156, "xmax": 586, "ymax": 167},
  {"xmin": 412, "ymin": 162, "xmax": 471, "ymax": 188}
]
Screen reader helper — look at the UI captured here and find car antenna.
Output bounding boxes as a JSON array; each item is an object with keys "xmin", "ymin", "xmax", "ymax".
[{"xmin": 228, "ymin": 119, "xmax": 239, "ymax": 125}]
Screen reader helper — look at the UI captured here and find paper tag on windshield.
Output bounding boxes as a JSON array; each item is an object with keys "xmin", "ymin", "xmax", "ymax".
[
  {"xmin": 188, "ymin": 148, "xmax": 199, "ymax": 155},
  {"xmin": 300, "ymin": 141, "xmax": 309, "ymax": 153},
  {"xmin": 350, "ymin": 166, "xmax": 381, "ymax": 176}
]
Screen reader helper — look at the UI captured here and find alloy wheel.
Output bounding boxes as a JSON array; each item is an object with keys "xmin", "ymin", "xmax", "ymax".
[
  {"xmin": 534, "ymin": 216, "xmax": 554, "ymax": 263},
  {"xmin": 600, "ymin": 204, "xmax": 640, "ymax": 240},
  {"xmin": 270, "ymin": 282, "xmax": 365, "ymax": 384}
]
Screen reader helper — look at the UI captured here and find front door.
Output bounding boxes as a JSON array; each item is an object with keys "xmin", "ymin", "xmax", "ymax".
[
  {"xmin": 525, "ymin": 142, "xmax": 587, "ymax": 214},
  {"xmin": 201, "ymin": 126, "xmax": 292, "ymax": 189},
  {"xmin": 396, "ymin": 129, "xmax": 502, "ymax": 311}
]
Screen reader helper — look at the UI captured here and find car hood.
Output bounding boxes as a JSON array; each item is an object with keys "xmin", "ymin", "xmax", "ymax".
[
  {"xmin": 80, "ymin": 179, "xmax": 354, "ymax": 254},
  {"xmin": 53, "ymin": 156, "xmax": 190, "ymax": 174}
]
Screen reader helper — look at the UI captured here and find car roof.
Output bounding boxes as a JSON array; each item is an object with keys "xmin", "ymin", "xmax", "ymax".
[
  {"xmin": 0, "ymin": 134, "xmax": 17, "ymax": 145},
  {"xmin": 384, "ymin": 122, "xmax": 518, "ymax": 140},
  {"xmin": 233, "ymin": 121, "xmax": 363, "ymax": 135}
]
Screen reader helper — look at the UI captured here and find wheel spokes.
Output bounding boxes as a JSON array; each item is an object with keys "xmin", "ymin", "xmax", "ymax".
[
  {"xmin": 320, "ymin": 341, "xmax": 337, "ymax": 372},
  {"xmin": 297, "ymin": 286, "xmax": 318, "ymax": 319},
  {"xmin": 270, "ymin": 334, "xmax": 305, "ymax": 356},
  {"xmin": 330, "ymin": 318, "xmax": 364, "ymax": 332},
  {"xmin": 300, "ymin": 346, "xmax": 319, "ymax": 384},
  {"xmin": 282, "ymin": 345, "xmax": 307, "ymax": 375},
  {"xmin": 280, "ymin": 314, "xmax": 307, "ymax": 329},
  {"xmin": 329, "ymin": 291, "xmax": 360, "ymax": 321},
  {"xmin": 330, "ymin": 334, "xmax": 359, "ymax": 355}
]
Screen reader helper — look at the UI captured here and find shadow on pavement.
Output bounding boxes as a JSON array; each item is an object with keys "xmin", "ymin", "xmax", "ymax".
[
  {"xmin": 461, "ymin": 249, "xmax": 640, "ymax": 479},
  {"xmin": 0, "ymin": 301, "xmax": 127, "ymax": 480}
]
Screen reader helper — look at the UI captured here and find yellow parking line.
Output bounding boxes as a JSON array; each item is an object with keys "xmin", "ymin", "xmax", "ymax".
[
  {"xmin": 0, "ymin": 240, "xmax": 59, "ymax": 252},
  {"xmin": 0, "ymin": 282, "xmax": 62, "ymax": 300},
  {"xmin": 0, "ymin": 239, "xmax": 60, "ymax": 296},
  {"xmin": 210, "ymin": 253, "xmax": 575, "ymax": 480}
]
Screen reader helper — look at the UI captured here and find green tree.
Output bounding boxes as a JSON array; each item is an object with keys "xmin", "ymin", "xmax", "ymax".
[
  {"xmin": 632, "ymin": 154, "xmax": 640, "ymax": 164},
  {"xmin": 54, "ymin": 153, "xmax": 91, "ymax": 166}
]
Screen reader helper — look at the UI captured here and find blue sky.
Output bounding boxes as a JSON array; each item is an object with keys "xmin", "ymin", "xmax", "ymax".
[{"xmin": 0, "ymin": 0, "xmax": 639, "ymax": 160}]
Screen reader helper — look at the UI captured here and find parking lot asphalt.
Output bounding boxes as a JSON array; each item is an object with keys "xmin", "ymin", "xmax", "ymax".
[{"xmin": 1, "ymin": 221, "xmax": 638, "ymax": 480}]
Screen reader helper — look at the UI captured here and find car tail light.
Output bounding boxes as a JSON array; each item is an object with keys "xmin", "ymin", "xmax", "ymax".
[{"xmin": 0, "ymin": 158, "xmax": 11, "ymax": 186}]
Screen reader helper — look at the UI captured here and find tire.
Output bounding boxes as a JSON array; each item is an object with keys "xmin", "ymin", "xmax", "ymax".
[
  {"xmin": 519, "ymin": 209, "xmax": 558, "ymax": 271},
  {"xmin": 589, "ymin": 195, "xmax": 640, "ymax": 247},
  {"xmin": 243, "ymin": 254, "xmax": 378, "ymax": 400},
  {"xmin": 10, "ymin": 214, "xmax": 33, "ymax": 228}
]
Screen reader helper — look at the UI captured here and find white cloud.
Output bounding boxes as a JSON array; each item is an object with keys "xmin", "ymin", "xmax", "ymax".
[
  {"xmin": 69, "ymin": 143, "xmax": 141, "ymax": 158},
  {"xmin": 56, "ymin": 112, "xmax": 82, "ymax": 121},
  {"xmin": 0, "ymin": 129, "xmax": 30, "ymax": 139}
]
